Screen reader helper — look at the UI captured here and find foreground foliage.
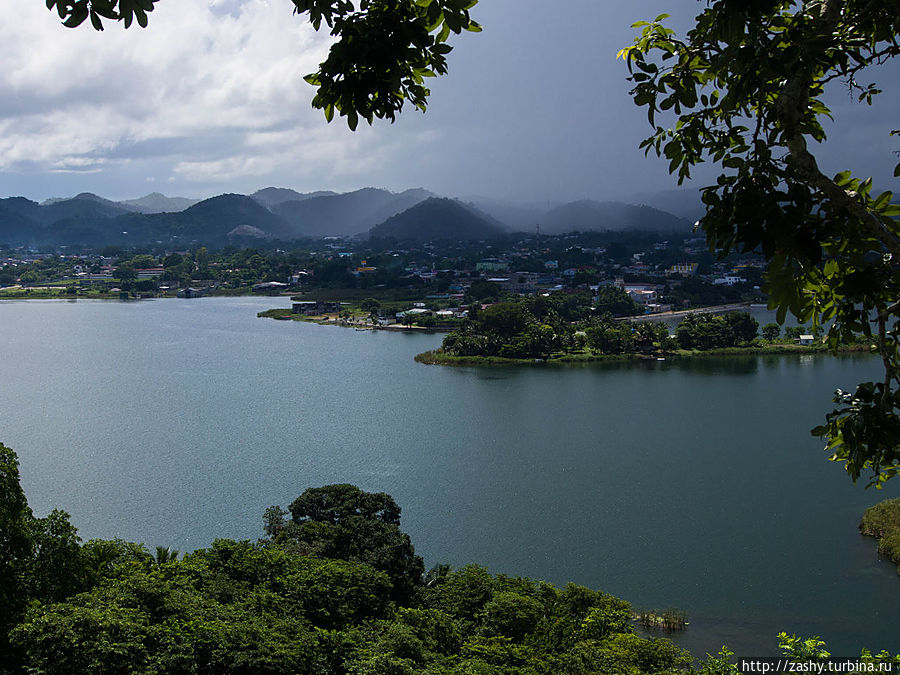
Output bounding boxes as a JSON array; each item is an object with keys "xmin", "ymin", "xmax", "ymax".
[
  {"xmin": 4, "ymin": 443, "xmax": 696, "ymax": 674},
  {"xmin": 619, "ymin": 2, "xmax": 900, "ymax": 485},
  {"xmin": 4, "ymin": 441, "xmax": 900, "ymax": 672}
]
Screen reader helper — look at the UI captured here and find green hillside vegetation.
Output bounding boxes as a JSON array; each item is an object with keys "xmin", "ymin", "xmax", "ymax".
[
  {"xmin": 0, "ymin": 195, "xmax": 133, "ymax": 230},
  {"xmin": 179, "ymin": 194, "xmax": 292, "ymax": 240},
  {"xmin": 368, "ymin": 197, "xmax": 508, "ymax": 242},
  {"xmin": 0, "ymin": 206, "xmax": 35, "ymax": 246},
  {"xmin": 860, "ymin": 498, "xmax": 900, "ymax": 572},
  {"xmin": 251, "ymin": 187, "xmax": 312, "ymax": 207}
]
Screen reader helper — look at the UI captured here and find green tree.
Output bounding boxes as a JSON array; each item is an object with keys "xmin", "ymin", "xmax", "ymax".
[
  {"xmin": 478, "ymin": 591, "xmax": 544, "ymax": 642},
  {"xmin": 0, "ymin": 444, "xmax": 99, "ymax": 670},
  {"xmin": 441, "ymin": 325, "xmax": 488, "ymax": 357},
  {"xmin": 288, "ymin": 483, "xmax": 401, "ymax": 525},
  {"xmin": 360, "ymin": 297, "xmax": 381, "ymax": 313},
  {"xmin": 785, "ymin": 326, "xmax": 807, "ymax": 340},
  {"xmin": 586, "ymin": 324, "xmax": 633, "ymax": 355},
  {"xmin": 195, "ymin": 246, "xmax": 209, "ymax": 268},
  {"xmin": 724, "ymin": 311, "xmax": 759, "ymax": 344},
  {"xmin": 762, "ymin": 322, "xmax": 782, "ymax": 342},
  {"xmin": 129, "ymin": 254, "xmax": 157, "ymax": 268},
  {"xmin": 163, "ymin": 253, "xmax": 183, "ymax": 269},
  {"xmin": 620, "ymin": 3, "xmax": 900, "ymax": 484},
  {"xmin": 0, "ymin": 443, "xmax": 34, "ymax": 669},
  {"xmin": 632, "ymin": 322, "xmax": 663, "ymax": 353},
  {"xmin": 114, "ymin": 263, "xmax": 137, "ymax": 283},
  {"xmin": 476, "ymin": 301, "xmax": 530, "ymax": 339},
  {"xmin": 80, "ymin": 538, "xmax": 153, "ymax": 584},
  {"xmin": 262, "ymin": 504, "xmax": 288, "ymax": 537},
  {"xmin": 594, "ymin": 286, "xmax": 643, "ymax": 317},
  {"xmin": 466, "ymin": 279, "xmax": 500, "ymax": 304},
  {"xmin": 272, "ymin": 484, "xmax": 424, "ymax": 604},
  {"xmin": 676, "ymin": 313, "xmax": 743, "ymax": 351},
  {"xmin": 26, "ymin": 509, "xmax": 85, "ymax": 602},
  {"xmin": 152, "ymin": 545, "xmax": 180, "ymax": 565},
  {"xmin": 11, "ymin": 542, "xmax": 333, "ymax": 673}
]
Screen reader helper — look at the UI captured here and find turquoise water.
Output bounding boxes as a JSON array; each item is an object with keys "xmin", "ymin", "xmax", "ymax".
[{"xmin": 0, "ymin": 297, "xmax": 897, "ymax": 656}]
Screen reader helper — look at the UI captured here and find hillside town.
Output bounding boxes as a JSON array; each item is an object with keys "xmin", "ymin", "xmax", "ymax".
[{"xmin": 0, "ymin": 229, "xmax": 766, "ymax": 316}]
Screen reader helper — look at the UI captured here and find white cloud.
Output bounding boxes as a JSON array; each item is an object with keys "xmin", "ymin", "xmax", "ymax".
[{"xmin": 0, "ymin": 0, "xmax": 344, "ymax": 189}]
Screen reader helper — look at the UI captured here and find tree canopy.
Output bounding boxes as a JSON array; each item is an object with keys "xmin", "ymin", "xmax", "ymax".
[
  {"xmin": 44, "ymin": 0, "xmax": 481, "ymax": 130},
  {"xmin": 618, "ymin": 1, "xmax": 900, "ymax": 486},
  {"xmin": 268, "ymin": 484, "xmax": 425, "ymax": 604}
]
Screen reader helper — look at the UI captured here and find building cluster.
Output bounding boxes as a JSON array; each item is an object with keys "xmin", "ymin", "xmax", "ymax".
[
  {"xmin": 1, "ymin": 230, "xmax": 766, "ymax": 312},
  {"xmin": 319, "ymin": 232, "xmax": 765, "ymax": 316}
]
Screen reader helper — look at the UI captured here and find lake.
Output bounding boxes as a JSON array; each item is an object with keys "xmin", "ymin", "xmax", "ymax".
[{"xmin": 1, "ymin": 297, "xmax": 897, "ymax": 657}]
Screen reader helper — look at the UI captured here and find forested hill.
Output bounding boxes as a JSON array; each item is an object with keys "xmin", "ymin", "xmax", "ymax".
[
  {"xmin": 540, "ymin": 200, "xmax": 693, "ymax": 234},
  {"xmin": 270, "ymin": 187, "xmax": 435, "ymax": 238},
  {"xmin": 368, "ymin": 197, "xmax": 508, "ymax": 241},
  {"xmin": 0, "ymin": 194, "xmax": 294, "ymax": 248},
  {"xmin": 120, "ymin": 192, "xmax": 200, "ymax": 213}
]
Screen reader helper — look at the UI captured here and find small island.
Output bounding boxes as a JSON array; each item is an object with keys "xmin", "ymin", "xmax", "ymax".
[
  {"xmin": 413, "ymin": 291, "xmax": 869, "ymax": 366},
  {"xmin": 260, "ymin": 288, "xmax": 873, "ymax": 365}
]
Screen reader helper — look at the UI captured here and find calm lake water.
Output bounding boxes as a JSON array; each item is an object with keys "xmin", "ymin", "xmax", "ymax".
[{"xmin": 1, "ymin": 297, "xmax": 897, "ymax": 657}]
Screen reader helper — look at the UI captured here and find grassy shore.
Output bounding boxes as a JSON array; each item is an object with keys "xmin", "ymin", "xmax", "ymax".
[
  {"xmin": 860, "ymin": 498, "xmax": 900, "ymax": 572},
  {"xmin": 414, "ymin": 342, "xmax": 872, "ymax": 366},
  {"xmin": 414, "ymin": 349, "xmax": 648, "ymax": 366}
]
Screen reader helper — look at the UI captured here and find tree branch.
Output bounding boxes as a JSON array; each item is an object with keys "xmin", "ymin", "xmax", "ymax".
[{"xmin": 774, "ymin": 3, "xmax": 900, "ymax": 256}]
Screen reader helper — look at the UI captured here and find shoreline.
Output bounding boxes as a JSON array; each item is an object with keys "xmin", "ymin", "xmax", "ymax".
[
  {"xmin": 257, "ymin": 307, "xmax": 457, "ymax": 332},
  {"xmin": 414, "ymin": 343, "xmax": 873, "ymax": 367},
  {"xmin": 0, "ymin": 288, "xmax": 275, "ymax": 300}
]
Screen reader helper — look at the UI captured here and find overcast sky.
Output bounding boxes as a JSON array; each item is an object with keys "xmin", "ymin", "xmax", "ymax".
[{"xmin": 1, "ymin": 0, "xmax": 898, "ymax": 204}]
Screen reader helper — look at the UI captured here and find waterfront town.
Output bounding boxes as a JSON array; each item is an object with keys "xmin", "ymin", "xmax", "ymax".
[{"xmin": 0, "ymin": 229, "xmax": 766, "ymax": 319}]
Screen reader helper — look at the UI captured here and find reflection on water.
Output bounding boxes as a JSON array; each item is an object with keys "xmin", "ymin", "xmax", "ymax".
[{"xmin": 662, "ymin": 355, "xmax": 759, "ymax": 376}]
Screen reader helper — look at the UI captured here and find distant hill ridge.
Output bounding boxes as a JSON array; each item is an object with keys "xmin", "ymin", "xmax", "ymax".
[
  {"xmin": 121, "ymin": 193, "xmax": 200, "ymax": 214},
  {"xmin": 271, "ymin": 187, "xmax": 435, "ymax": 238},
  {"xmin": 540, "ymin": 200, "xmax": 692, "ymax": 234},
  {"xmin": 0, "ymin": 187, "xmax": 696, "ymax": 247},
  {"xmin": 250, "ymin": 187, "xmax": 338, "ymax": 208}
]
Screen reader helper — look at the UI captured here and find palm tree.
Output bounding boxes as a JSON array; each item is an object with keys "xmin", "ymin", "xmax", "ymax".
[{"xmin": 153, "ymin": 546, "xmax": 180, "ymax": 565}]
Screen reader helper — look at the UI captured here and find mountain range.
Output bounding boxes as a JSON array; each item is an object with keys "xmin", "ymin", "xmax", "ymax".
[{"xmin": 0, "ymin": 187, "xmax": 696, "ymax": 248}]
